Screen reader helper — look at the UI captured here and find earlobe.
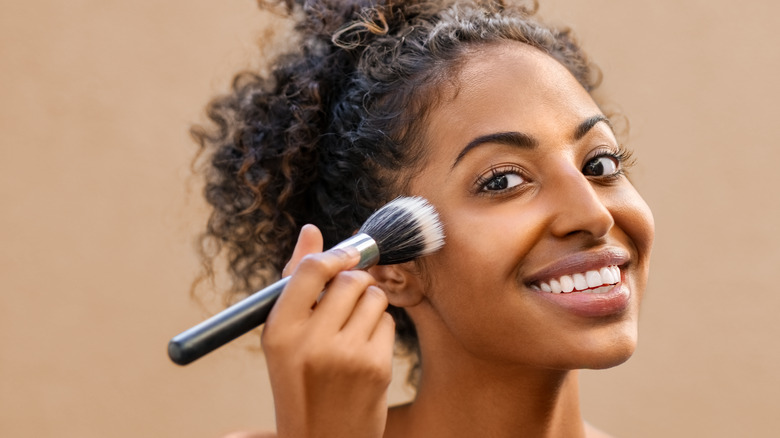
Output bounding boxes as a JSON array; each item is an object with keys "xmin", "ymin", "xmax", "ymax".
[{"xmin": 368, "ymin": 262, "xmax": 425, "ymax": 307}]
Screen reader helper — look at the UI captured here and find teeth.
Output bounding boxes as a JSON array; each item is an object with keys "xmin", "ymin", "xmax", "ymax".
[
  {"xmin": 600, "ymin": 267, "xmax": 614, "ymax": 284},
  {"xmin": 585, "ymin": 270, "xmax": 601, "ymax": 288},
  {"xmin": 573, "ymin": 273, "xmax": 588, "ymax": 290},
  {"xmin": 560, "ymin": 275, "xmax": 575, "ymax": 293},
  {"xmin": 588, "ymin": 285, "xmax": 614, "ymax": 294},
  {"xmin": 534, "ymin": 265, "xmax": 621, "ymax": 294}
]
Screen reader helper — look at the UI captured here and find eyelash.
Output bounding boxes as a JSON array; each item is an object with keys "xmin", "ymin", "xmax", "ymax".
[
  {"xmin": 586, "ymin": 146, "xmax": 635, "ymax": 181},
  {"xmin": 474, "ymin": 165, "xmax": 527, "ymax": 196},
  {"xmin": 473, "ymin": 145, "xmax": 635, "ymax": 195}
]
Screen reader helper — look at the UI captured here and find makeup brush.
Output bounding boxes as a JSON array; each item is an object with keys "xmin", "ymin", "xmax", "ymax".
[{"xmin": 168, "ymin": 196, "xmax": 444, "ymax": 366}]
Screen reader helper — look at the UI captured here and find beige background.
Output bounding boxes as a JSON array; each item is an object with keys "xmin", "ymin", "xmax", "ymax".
[{"xmin": 2, "ymin": 1, "xmax": 778, "ymax": 437}]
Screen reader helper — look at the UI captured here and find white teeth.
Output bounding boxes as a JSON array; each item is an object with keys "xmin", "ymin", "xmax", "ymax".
[
  {"xmin": 573, "ymin": 273, "xmax": 588, "ymax": 290},
  {"xmin": 560, "ymin": 275, "xmax": 575, "ymax": 293},
  {"xmin": 533, "ymin": 265, "xmax": 621, "ymax": 294},
  {"xmin": 600, "ymin": 267, "xmax": 615, "ymax": 284},
  {"xmin": 589, "ymin": 285, "xmax": 613, "ymax": 294},
  {"xmin": 585, "ymin": 270, "xmax": 602, "ymax": 288}
]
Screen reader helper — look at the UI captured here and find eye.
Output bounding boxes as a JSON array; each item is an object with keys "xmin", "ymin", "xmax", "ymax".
[
  {"xmin": 582, "ymin": 155, "xmax": 619, "ymax": 177},
  {"xmin": 476, "ymin": 166, "xmax": 526, "ymax": 193},
  {"xmin": 484, "ymin": 173, "xmax": 524, "ymax": 191}
]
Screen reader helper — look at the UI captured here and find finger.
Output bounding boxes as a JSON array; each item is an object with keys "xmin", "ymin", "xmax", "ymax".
[
  {"xmin": 311, "ymin": 271, "xmax": 377, "ymax": 330},
  {"xmin": 368, "ymin": 312, "xmax": 396, "ymax": 366},
  {"xmin": 339, "ymin": 285, "xmax": 389, "ymax": 339},
  {"xmin": 282, "ymin": 224, "xmax": 324, "ymax": 277},
  {"xmin": 274, "ymin": 246, "xmax": 361, "ymax": 322}
]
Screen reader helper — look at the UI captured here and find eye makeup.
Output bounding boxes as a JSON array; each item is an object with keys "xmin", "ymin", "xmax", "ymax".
[
  {"xmin": 474, "ymin": 164, "xmax": 527, "ymax": 194},
  {"xmin": 582, "ymin": 145, "xmax": 635, "ymax": 180}
]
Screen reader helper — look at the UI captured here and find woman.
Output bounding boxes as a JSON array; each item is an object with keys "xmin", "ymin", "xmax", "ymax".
[{"xmin": 194, "ymin": 1, "xmax": 654, "ymax": 436}]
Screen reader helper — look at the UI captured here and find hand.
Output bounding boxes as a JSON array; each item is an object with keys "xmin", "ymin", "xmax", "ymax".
[{"xmin": 262, "ymin": 225, "xmax": 395, "ymax": 438}]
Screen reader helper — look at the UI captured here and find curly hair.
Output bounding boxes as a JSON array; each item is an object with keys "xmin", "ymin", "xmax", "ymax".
[{"xmin": 191, "ymin": 0, "xmax": 601, "ymax": 386}]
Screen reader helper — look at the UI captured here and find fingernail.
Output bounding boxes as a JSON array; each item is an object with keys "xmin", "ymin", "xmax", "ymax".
[
  {"xmin": 367, "ymin": 285, "xmax": 386, "ymax": 297},
  {"xmin": 299, "ymin": 223, "xmax": 315, "ymax": 237},
  {"xmin": 330, "ymin": 245, "xmax": 360, "ymax": 260}
]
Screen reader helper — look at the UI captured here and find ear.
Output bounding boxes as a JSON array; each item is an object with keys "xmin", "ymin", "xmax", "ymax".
[{"xmin": 368, "ymin": 262, "xmax": 425, "ymax": 307}]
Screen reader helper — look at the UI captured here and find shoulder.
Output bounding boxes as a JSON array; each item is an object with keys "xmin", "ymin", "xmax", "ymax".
[
  {"xmin": 221, "ymin": 432, "xmax": 277, "ymax": 438},
  {"xmin": 585, "ymin": 422, "xmax": 614, "ymax": 438}
]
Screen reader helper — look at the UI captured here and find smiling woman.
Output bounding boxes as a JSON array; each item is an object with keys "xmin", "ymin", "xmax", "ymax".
[
  {"xmin": 402, "ymin": 43, "xmax": 653, "ymax": 380},
  {"xmin": 191, "ymin": 1, "xmax": 654, "ymax": 437}
]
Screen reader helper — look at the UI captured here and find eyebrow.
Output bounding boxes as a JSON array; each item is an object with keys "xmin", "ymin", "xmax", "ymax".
[
  {"xmin": 574, "ymin": 115, "xmax": 613, "ymax": 141},
  {"xmin": 452, "ymin": 131, "xmax": 537, "ymax": 169},
  {"xmin": 451, "ymin": 115, "xmax": 613, "ymax": 169}
]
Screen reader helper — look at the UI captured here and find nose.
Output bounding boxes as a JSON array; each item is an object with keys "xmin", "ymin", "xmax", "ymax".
[{"xmin": 547, "ymin": 170, "xmax": 614, "ymax": 240}]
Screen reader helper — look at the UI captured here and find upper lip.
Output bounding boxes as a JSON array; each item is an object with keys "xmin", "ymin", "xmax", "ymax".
[{"xmin": 523, "ymin": 247, "xmax": 631, "ymax": 286}]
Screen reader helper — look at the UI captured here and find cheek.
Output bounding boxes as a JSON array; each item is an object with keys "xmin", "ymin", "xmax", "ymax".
[
  {"xmin": 608, "ymin": 184, "xmax": 654, "ymax": 306},
  {"xmin": 611, "ymin": 185, "xmax": 655, "ymax": 260},
  {"xmin": 427, "ymin": 201, "xmax": 549, "ymax": 285},
  {"xmin": 414, "ymin": 202, "xmax": 551, "ymax": 338}
]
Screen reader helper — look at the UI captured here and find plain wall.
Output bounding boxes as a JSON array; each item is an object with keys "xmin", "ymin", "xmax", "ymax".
[{"xmin": 1, "ymin": 1, "xmax": 778, "ymax": 436}]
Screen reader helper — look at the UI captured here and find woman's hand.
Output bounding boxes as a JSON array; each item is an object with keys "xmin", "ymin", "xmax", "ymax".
[{"xmin": 262, "ymin": 225, "xmax": 395, "ymax": 438}]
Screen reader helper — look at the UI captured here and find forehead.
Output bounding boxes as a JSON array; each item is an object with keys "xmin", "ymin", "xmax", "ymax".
[{"xmin": 423, "ymin": 41, "xmax": 601, "ymax": 150}]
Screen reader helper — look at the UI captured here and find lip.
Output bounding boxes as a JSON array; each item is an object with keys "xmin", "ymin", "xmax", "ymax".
[
  {"xmin": 523, "ymin": 247, "xmax": 630, "ymax": 286},
  {"xmin": 524, "ymin": 247, "xmax": 632, "ymax": 318},
  {"xmin": 532, "ymin": 280, "xmax": 630, "ymax": 318}
]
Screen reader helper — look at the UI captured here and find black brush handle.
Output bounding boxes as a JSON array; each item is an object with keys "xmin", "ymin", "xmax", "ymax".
[
  {"xmin": 168, "ymin": 277, "xmax": 289, "ymax": 365},
  {"xmin": 168, "ymin": 233, "xmax": 379, "ymax": 366}
]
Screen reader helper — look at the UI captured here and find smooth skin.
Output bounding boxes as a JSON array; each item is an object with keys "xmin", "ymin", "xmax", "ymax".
[{"xmin": 227, "ymin": 41, "xmax": 654, "ymax": 438}]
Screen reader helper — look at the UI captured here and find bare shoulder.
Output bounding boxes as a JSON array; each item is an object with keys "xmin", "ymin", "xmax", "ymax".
[
  {"xmin": 221, "ymin": 431, "xmax": 277, "ymax": 438},
  {"xmin": 585, "ymin": 422, "xmax": 614, "ymax": 438}
]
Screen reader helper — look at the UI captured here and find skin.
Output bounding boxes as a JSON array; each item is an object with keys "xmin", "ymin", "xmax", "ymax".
[
  {"xmin": 233, "ymin": 41, "xmax": 654, "ymax": 438},
  {"xmin": 379, "ymin": 41, "xmax": 654, "ymax": 437}
]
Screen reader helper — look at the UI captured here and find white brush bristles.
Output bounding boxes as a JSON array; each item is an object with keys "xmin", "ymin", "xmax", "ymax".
[
  {"xmin": 393, "ymin": 197, "xmax": 445, "ymax": 254},
  {"xmin": 358, "ymin": 196, "xmax": 445, "ymax": 265}
]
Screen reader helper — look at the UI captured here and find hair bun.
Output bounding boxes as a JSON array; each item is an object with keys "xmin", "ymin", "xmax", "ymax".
[{"xmin": 259, "ymin": 0, "xmax": 389, "ymax": 40}]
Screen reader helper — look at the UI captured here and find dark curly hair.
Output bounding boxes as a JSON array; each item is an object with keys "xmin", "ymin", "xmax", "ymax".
[{"xmin": 191, "ymin": 0, "xmax": 601, "ymax": 385}]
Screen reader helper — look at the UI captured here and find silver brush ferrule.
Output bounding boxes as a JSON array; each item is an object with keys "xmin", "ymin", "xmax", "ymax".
[{"xmin": 332, "ymin": 233, "xmax": 379, "ymax": 269}]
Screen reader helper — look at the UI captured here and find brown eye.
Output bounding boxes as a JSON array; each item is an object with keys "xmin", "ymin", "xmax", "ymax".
[
  {"xmin": 582, "ymin": 156, "xmax": 619, "ymax": 176},
  {"xmin": 483, "ymin": 172, "xmax": 524, "ymax": 191}
]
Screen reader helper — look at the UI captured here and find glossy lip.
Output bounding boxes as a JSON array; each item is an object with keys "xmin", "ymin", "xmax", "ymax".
[
  {"xmin": 523, "ymin": 247, "xmax": 630, "ymax": 286},
  {"xmin": 524, "ymin": 248, "xmax": 632, "ymax": 318},
  {"xmin": 532, "ymin": 279, "xmax": 630, "ymax": 318}
]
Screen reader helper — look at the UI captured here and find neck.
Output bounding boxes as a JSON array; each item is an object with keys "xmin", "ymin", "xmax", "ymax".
[{"xmin": 386, "ymin": 334, "xmax": 586, "ymax": 438}]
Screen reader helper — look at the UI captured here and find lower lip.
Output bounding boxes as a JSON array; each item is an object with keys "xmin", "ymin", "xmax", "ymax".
[{"xmin": 532, "ymin": 282, "xmax": 631, "ymax": 318}]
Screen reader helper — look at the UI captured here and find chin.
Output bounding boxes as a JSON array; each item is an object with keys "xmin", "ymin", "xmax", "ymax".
[
  {"xmin": 545, "ymin": 322, "xmax": 639, "ymax": 371},
  {"xmin": 581, "ymin": 344, "xmax": 636, "ymax": 370},
  {"xmin": 578, "ymin": 327, "xmax": 638, "ymax": 370}
]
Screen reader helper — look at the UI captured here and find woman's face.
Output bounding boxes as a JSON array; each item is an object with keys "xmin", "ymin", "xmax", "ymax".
[{"xmin": 404, "ymin": 41, "xmax": 654, "ymax": 370}]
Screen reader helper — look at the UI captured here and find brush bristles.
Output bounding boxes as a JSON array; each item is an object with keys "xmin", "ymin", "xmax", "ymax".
[{"xmin": 358, "ymin": 196, "xmax": 445, "ymax": 265}]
